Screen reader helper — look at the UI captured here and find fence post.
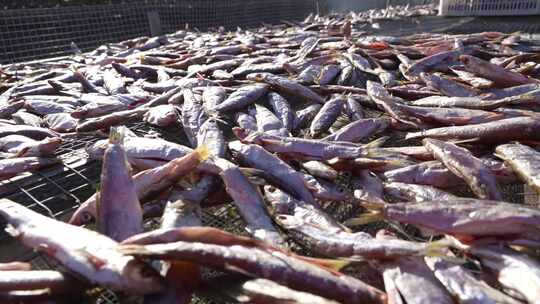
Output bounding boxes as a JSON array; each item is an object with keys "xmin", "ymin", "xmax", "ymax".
[{"xmin": 147, "ymin": 11, "xmax": 162, "ymax": 36}]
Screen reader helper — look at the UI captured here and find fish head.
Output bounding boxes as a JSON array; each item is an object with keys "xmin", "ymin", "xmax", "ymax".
[
  {"xmin": 39, "ymin": 137, "xmax": 63, "ymax": 154},
  {"xmin": 69, "ymin": 210, "xmax": 95, "ymax": 226},
  {"xmin": 85, "ymin": 140, "xmax": 107, "ymax": 159},
  {"xmin": 123, "ymin": 259, "xmax": 167, "ymax": 294},
  {"xmin": 245, "ymin": 72, "xmax": 266, "ymax": 82},
  {"xmin": 276, "ymin": 214, "xmax": 303, "ymax": 228},
  {"xmin": 232, "ymin": 127, "xmax": 251, "ymax": 141}
]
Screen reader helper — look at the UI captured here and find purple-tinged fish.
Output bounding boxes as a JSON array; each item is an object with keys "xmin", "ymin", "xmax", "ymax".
[
  {"xmin": 97, "ymin": 127, "xmax": 143, "ymax": 242},
  {"xmin": 0, "ymin": 199, "xmax": 165, "ymax": 294},
  {"xmin": 423, "ymin": 139, "xmax": 502, "ymax": 200}
]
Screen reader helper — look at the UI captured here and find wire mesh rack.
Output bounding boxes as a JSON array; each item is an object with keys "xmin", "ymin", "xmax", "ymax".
[
  {"xmin": 0, "ymin": 0, "xmax": 319, "ymax": 64},
  {"xmin": 1, "ymin": 7, "xmax": 540, "ymax": 303}
]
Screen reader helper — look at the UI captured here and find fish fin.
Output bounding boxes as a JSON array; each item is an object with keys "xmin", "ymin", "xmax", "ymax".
[
  {"xmin": 300, "ymin": 256, "xmax": 352, "ymax": 271},
  {"xmin": 239, "ymin": 167, "xmax": 267, "ymax": 178},
  {"xmin": 448, "ymin": 137, "xmax": 481, "ymax": 145},
  {"xmin": 245, "ymin": 175, "xmax": 267, "ymax": 186},
  {"xmin": 11, "ymin": 147, "xmax": 30, "ymax": 158},
  {"xmin": 344, "ymin": 211, "xmax": 383, "ymax": 226},
  {"xmin": 109, "ymin": 126, "xmax": 126, "ymax": 145},
  {"xmin": 194, "ymin": 145, "xmax": 210, "ymax": 162},
  {"xmin": 364, "ymin": 136, "xmax": 389, "ymax": 149},
  {"xmin": 404, "ymin": 131, "xmax": 421, "ymax": 140}
]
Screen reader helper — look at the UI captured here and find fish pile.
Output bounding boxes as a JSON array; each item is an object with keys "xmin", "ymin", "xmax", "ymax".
[{"xmin": 2, "ymin": 6, "xmax": 540, "ymax": 304}]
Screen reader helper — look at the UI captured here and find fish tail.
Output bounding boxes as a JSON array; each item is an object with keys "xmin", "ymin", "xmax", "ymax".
[
  {"xmin": 344, "ymin": 211, "xmax": 383, "ymax": 226},
  {"xmin": 425, "ymin": 239, "xmax": 451, "ymax": 257},
  {"xmin": 109, "ymin": 126, "xmax": 126, "ymax": 145},
  {"xmin": 194, "ymin": 145, "xmax": 210, "ymax": 161}
]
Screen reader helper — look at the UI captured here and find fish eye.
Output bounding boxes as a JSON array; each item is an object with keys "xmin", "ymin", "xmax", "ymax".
[
  {"xmin": 267, "ymin": 186, "xmax": 276, "ymax": 193},
  {"xmin": 81, "ymin": 212, "xmax": 94, "ymax": 224},
  {"xmin": 337, "ymin": 187, "xmax": 346, "ymax": 193}
]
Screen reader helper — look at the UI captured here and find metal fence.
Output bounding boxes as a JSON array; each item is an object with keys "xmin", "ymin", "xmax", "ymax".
[
  {"xmin": 324, "ymin": 0, "xmax": 435, "ymax": 12},
  {"xmin": 0, "ymin": 0, "xmax": 318, "ymax": 64}
]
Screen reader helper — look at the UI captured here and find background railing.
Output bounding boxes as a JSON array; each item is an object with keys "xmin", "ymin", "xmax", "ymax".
[
  {"xmin": 324, "ymin": 0, "xmax": 435, "ymax": 12},
  {"xmin": 0, "ymin": 0, "xmax": 318, "ymax": 64}
]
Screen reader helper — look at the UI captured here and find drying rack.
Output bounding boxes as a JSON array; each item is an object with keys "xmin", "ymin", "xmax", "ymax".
[{"xmin": 1, "ymin": 13, "xmax": 540, "ymax": 304}]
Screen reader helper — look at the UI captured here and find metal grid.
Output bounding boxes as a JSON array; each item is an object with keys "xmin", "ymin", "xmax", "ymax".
[
  {"xmin": 0, "ymin": 4, "xmax": 152, "ymax": 64},
  {"xmin": 440, "ymin": 0, "xmax": 540, "ymax": 16},
  {"xmin": 0, "ymin": 0, "xmax": 318, "ymax": 64},
  {"xmin": 0, "ymin": 10, "xmax": 539, "ymax": 304}
]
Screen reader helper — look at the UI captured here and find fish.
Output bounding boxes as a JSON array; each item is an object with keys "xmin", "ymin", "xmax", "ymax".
[
  {"xmin": 12, "ymin": 111, "xmax": 43, "ymax": 127},
  {"xmin": 323, "ymin": 118, "xmax": 389, "ymax": 142},
  {"xmin": 267, "ymin": 92, "xmax": 296, "ymax": 131},
  {"xmin": 76, "ymin": 108, "xmax": 148, "ymax": 132},
  {"xmin": 263, "ymin": 185, "xmax": 344, "ymax": 234},
  {"xmin": 212, "ymin": 157, "xmax": 285, "ymax": 247},
  {"xmin": 294, "ymin": 103, "xmax": 322, "ymax": 130},
  {"xmin": 420, "ymin": 72, "xmax": 478, "ymax": 97},
  {"xmin": 212, "ymin": 84, "xmax": 269, "ymax": 113},
  {"xmin": 0, "ymin": 198, "xmax": 165, "ymax": 294},
  {"xmin": 347, "ymin": 198, "xmax": 540, "ymax": 239},
  {"xmin": 470, "ymin": 245, "xmax": 540, "ymax": 303},
  {"xmin": 0, "ymin": 135, "xmax": 62, "ymax": 157},
  {"xmin": 249, "ymin": 103, "xmax": 289, "ymax": 136},
  {"xmin": 181, "ymin": 89, "xmax": 207, "ymax": 147},
  {"xmin": 406, "ymin": 117, "xmax": 540, "ymax": 143},
  {"xmin": 202, "ymin": 86, "xmax": 227, "ymax": 114},
  {"xmin": 143, "ymin": 104, "xmax": 179, "ymax": 127},
  {"xmin": 236, "ymin": 129, "xmax": 365, "ymax": 160},
  {"xmin": 224, "ymin": 278, "xmax": 340, "ymax": 304},
  {"xmin": 97, "ymin": 126, "xmax": 143, "ymax": 242},
  {"xmin": 344, "ymin": 96, "xmax": 365, "ymax": 121},
  {"xmin": 383, "ymin": 182, "xmax": 457, "ymax": 203},
  {"xmin": 235, "ymin": 112, "xmax": 258, "ymax": 132},
  {"xmin": 460, "ymin": 54, "xmax": 539, "ymax": 87},
  {"xmin": 351, "ymin": 169, "xmax": 387, "ymax": 205},
  {"xmin": 247, "ymin": 72, "xmax": 325, "ymax": 104},
  {"xmin": 379, "ymin": 256, "xmax": 454, "ymax": 304},
  {"xmin": 197, "ymin": 118, "xmax": 226, "ymax": 158},
  {"xmin": 145, "ymin": 192, "xmax": 203, "ymax": 304},
  {"xmin": 408, "ymin": 95, "xmax": 514, "ymax": 110},
  {"xmin": 495, "ymin": 143, "xmax": 540, "ymax": 194},
  {"xmin": 70, "ymin": 145, "xmax": 208, "ymax": 226},
  {"xmin": 0, "ymin": 125, "xmax": 58, "ymax": 140},
  {"xmin": 103, "ymin": 70, "xmax": 127, "ymax": 95},
  {"xmin": 425, "ymin": 256, "xmax": 522, "ymax": 304},
  {"xmin": 119, "ymin": 238, "xmax": 386, "ymax": 304},
  {"xmin": 0, "ymin": 101, "xmax": 25, "ymax": 119},
  {"xmin": 301, "ymin": 161, "xmax": 338, "ymax": 180},
  {"xmin": 43, "ymin": 113, "xmax": 78, "ymax": 133},
  {"xmin": 0, "ymin": 157, "xmax": 60, "ymax": 180},
  {"xmin": 230, "ymin": 141, "xmax": 316, "ymax": 206},
  {"xmin": 423, "ymin": 138, "xmax": 503, "ymax": 200},
  {"xmin": 310, "ymin": 94, "xmax": 345, "ymax": 137}
]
